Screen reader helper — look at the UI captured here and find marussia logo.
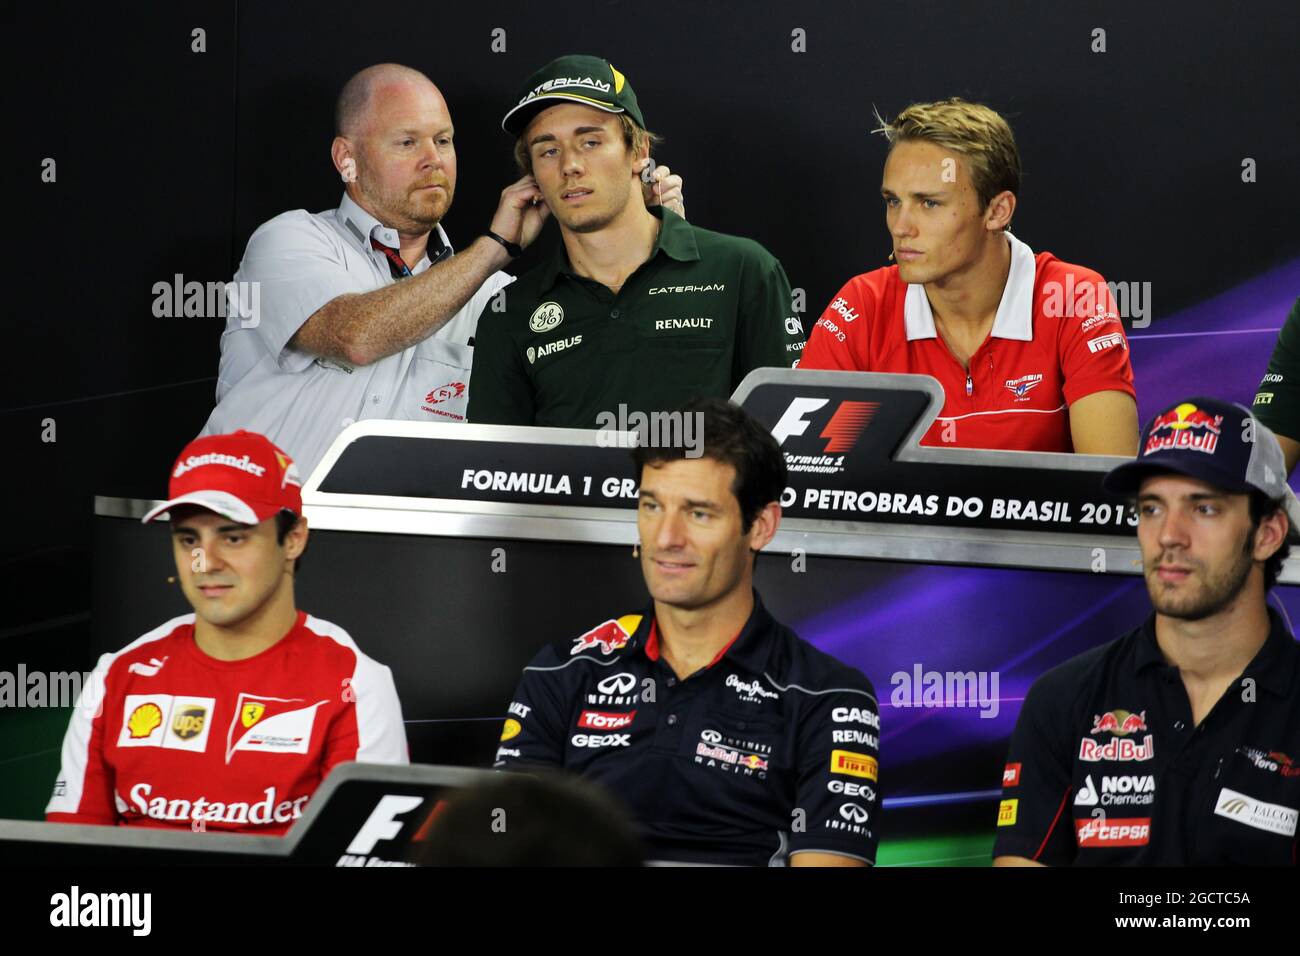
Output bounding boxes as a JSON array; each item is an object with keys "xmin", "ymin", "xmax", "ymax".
[{"xmin": 1003, "ymin": 374, "xmax": 1043, "ymax": 398}]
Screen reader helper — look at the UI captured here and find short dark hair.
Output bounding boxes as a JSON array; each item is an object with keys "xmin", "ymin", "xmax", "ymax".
[
  {"xmin": 169, "ymin": 505, "xmax": 304, "ymax": 572},
  {"xmin": 1248, "ymin": 491, "xmax": 1291, "ymax": 590},
  {"xmin": 630, "ymin": 398, "xmax": 787, "ymax": 533},
  {"xmin": 413, "ymin": 772, "xmax": 645, "ymax": 866}
]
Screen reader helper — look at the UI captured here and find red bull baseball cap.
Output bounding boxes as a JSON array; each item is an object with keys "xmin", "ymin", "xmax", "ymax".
[
  {"xmin": 502, "ymin": 54, "xmax": 645, "ymax": 136},
  {"xmin": 1103, "ymin": 396, "xmax": 1288, "ymax": 500},
  {"xmin": 141, "ymin": 431, "xmax": 303, "ymax": 525}
]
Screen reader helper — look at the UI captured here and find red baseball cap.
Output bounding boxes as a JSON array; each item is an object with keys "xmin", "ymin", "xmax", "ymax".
[{"xmin": 141, "ymin": 430, "xmax": 303, "ymax": 525}]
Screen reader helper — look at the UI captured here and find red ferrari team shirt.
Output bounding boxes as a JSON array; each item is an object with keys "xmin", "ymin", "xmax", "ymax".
[
  {"xmin": 800, "ymin": 233, "xmax": 1135, "ymax": 452},
  {"xmin": 46, "ymin": 611, "xmax": 408, "ymax": 835}
]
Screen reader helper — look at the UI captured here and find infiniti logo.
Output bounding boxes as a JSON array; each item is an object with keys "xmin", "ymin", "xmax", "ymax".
[
  {"xmin": 596, "ymin": 673, "xmax": 636, "ymax": 695},
  {"xmin": 701, "ymin": 730, "xmax": 722, "ymax": 744},
  {"xmin": 839, "ymin": 803, "xmax": 870, "ymax": 824}
]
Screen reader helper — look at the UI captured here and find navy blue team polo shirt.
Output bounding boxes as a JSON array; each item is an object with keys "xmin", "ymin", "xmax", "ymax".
[{"xmin": 494, "ymin": 592, "xmax": 881, "ymax": 866}]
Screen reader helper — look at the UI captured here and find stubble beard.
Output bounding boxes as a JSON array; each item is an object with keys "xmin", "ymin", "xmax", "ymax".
[{"xmin": 1146, "ymin": 536, "xmax": 1256, "ymax": 621}]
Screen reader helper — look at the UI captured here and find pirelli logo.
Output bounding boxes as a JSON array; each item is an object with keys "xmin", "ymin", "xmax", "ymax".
[{"xmin": 830, "ymin": 749, "xmax": 878, "ymax": 780}]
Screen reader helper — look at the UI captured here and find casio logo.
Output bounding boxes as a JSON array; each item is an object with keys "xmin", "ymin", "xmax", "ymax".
[{"xmin": 832, "ymin": 706, "xmax": 880, "ymax": 729}]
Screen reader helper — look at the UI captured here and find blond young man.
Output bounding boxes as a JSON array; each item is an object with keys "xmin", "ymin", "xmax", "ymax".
[{"xmin": 800, "ymin": 98, "xmax": 1138, "ymax": 455}]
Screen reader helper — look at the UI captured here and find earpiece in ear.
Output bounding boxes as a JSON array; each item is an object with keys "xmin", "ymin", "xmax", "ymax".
[{"xmin": 639, "ymin": 157, "xmax": 657, "ymax": 185}]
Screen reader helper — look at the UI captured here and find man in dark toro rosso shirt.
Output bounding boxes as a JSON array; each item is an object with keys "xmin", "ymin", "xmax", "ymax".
[
  {"xmin": 994, "ymin": 396, "xmax": 1300, "ymax": 866},
  {"xmin": 494, "ymin": 398, "xmax": 881, "ymax": 865}
]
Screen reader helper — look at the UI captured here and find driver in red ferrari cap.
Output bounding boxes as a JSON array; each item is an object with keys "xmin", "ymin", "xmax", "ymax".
[{"xmin": 46, "ymin": 430, "xmax": 407, "ymax": 835}]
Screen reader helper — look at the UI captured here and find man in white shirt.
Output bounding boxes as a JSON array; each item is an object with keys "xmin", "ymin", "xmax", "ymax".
[{"xmin": 203, "ymin": 62, "xmax": 683, "ymax": 477}]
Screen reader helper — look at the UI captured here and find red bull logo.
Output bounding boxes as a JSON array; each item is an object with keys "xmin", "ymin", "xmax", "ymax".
[
  {"xmin": 570, "ymin": 619, "xmax": 630, "ymax": 657},
  {"xmin": 1090, "ymin": 709, "xmax": 1147, "ymax": 736},
  {"xmin": 1079, "ymin": 735, "xmax": 1156, "ymax": 762},
  {"xmin": 1144, "ymin": 403, "xmax": 1224, "ymax": 456}
]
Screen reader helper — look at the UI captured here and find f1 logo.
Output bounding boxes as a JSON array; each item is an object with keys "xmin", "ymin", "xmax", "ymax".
[
  {"xmin": 346, "ymin": 794, "xmax": 424, "ymax": 855},
  {"xmin": 771, "ymin": 398, "xmax": 829, "ymax": 445},
  {"xmin": 770, "ymin": 398, "xmax": 879, "ymax": 453}
]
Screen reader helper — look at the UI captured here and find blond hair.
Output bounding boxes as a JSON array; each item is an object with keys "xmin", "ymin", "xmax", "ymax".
[
  {"xmin": 874, "ymin": 98, "xmax": 1021, "ymax": 216},
  {"xmin": 514, "ymin": 114, "xmax": 662, "ymax": 174}
]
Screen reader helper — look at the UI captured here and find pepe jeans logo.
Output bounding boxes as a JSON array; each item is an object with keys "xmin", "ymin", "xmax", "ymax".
[
  {"xmin": 529, "ymin": 302, "xmax": 564, "ymax": 333},
  {"xmin": 725, "ymin": 674, "xmax": 779, "ymax": 703}
]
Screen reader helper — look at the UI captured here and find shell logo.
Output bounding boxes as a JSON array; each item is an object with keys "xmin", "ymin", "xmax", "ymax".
[{"xmin": 127, "ymin": 702, "xmax": 164, "ymax": 739}]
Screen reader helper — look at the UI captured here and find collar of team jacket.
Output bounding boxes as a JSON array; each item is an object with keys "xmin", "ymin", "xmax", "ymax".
[{"xmin": 533, "ymin": 204, "xmax": 701, "ymax": 294}]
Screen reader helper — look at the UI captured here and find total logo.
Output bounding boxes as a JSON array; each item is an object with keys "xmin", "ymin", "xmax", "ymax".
[
  {"xmin": 1075, "ymin": 814, "xmax": 1151, "ymax": 847},
  {"xmin": 1144, "ymin": 402, "xmax": 1223, "ymax": 456},
  {"xmin": 577, "ymin": 710, "xmax": 635, "ymax": 731},
  {"xmin": 1074, "ymin": 774, "xmax": 1156, "ymax": 807}
]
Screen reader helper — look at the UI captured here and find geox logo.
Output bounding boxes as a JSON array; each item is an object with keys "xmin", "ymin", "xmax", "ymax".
[
  {"xmin": 520, "ymin": 76, "xmax": 611, "ymax": 105},
  {"xmin": 530, "ymin": 335, "xmax": 583, "ymax": 363}
]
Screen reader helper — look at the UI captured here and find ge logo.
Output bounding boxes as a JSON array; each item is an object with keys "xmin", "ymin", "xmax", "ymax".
[
  {"xmin": 529, "ymin": 301, "xmax": 564, "ymax": 333},
  {"xmin": 839, "ymin": 803, "xmax": 869, "ymax": 823},
  {"xmin": 596, "ymin": 673, "xmax": 636, "ymax": 695},
  {"xmin": 700, "ymin": 730, "xmax": 722, "ymax": 744}
]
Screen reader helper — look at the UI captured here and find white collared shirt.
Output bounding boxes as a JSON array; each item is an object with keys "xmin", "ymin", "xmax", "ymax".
[
  {"xmin": 202, "ymin": 192, "xmax": 514, "ymax": 477},
  {"xmin": 903, "ymin": 231, "xmax": 1038, "ymax": 342}
]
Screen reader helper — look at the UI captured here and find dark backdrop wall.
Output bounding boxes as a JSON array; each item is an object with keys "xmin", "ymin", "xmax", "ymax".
[{"xmin": 7, "ymin": 0, "xmax": 1300, "ymax": 676}]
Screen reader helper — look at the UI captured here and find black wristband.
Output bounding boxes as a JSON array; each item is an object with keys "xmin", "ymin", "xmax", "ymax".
[{"xmin": 485, "ymin": 231, "xmax": 522, "ymax": 258}]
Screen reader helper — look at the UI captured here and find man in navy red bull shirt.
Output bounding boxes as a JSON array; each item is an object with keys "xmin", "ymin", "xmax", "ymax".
[
  {"xmin": 993, "ymin": 396, "xmax": 1300, "ymax": 865},
  {"xmin": 494, "ymin": 398, "xmax": 881, "ymax": 866}
]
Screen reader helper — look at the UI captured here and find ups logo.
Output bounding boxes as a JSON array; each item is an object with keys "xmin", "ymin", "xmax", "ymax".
[{"xmin": 172, "ymin": 706, "xmax": 208, "ymax": 740}]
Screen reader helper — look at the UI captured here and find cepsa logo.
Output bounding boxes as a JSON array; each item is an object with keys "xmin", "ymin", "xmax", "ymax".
[
  {"xmin": 1143, "ymin": 403, "xmax": 1224, "ymax": 456},
  {"xmin": 1075, "ymin": 816, "xmax": 1151, "ymax": 847}
]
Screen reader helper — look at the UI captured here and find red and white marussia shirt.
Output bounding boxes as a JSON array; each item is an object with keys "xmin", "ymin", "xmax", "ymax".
[
  {"xmin": 800, "ymin": 233, "xmax": 1135, "ymax": 452},
  {"xmin": 46, "ymin": 611, "xmax": 408, "ymax": 835}
]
